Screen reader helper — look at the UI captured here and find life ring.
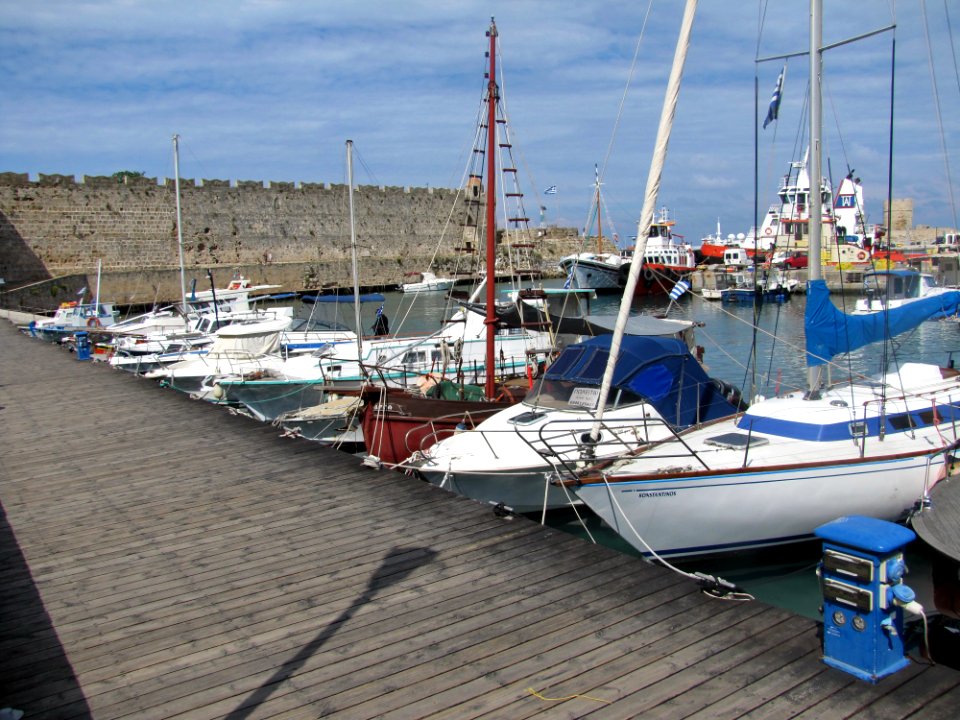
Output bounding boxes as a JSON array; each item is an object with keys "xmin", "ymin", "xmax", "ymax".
[
  {"xmin": 227, "ymin": 280, "xmax": 242, "ymax": 290},
  {"xmin": 856, "ymin": 251, "xmax": 867, "ymax": 261},
  {"xmin": 643, "ymin": 267, "xmax": 656, "ymax": 283},
  {"xmin": 86, "ymin": 317, "xmax": 102, "ymax": 328},
  {"xmin": 764, "ymin": 227, "xmax": 773, "ymax": 235},
  {"xmin": 495, "ymin": 386, "xmax": 516, "ymax": 403}
]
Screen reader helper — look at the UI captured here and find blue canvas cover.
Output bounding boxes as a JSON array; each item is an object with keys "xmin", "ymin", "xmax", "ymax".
[
  {"xmin": 804, "ymin": 279, "xmax": 960, "ymax": 367},
  {"xmin": 543, "ymin": 334, "xmax": 740, "ymax": 428}
]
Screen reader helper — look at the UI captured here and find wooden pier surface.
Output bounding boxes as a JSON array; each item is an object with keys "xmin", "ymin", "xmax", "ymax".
[{"xmin": 1, "ymin": 318, "xmax": 958, "ymax": 719}]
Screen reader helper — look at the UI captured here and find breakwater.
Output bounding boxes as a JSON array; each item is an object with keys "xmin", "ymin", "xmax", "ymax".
[{"xmin": 0, "ymin": 172, "xmax": 581, "ymax": 311}]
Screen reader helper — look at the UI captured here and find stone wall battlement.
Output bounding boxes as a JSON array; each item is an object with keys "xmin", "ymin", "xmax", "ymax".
[{"xmin": 0, "ymin": 170, "xmax": 582, "ymax": 307}]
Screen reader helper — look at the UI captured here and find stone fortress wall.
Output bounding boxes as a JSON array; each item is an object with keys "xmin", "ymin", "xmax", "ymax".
[{"xmin": 0, "ymin": 172, "xmax": 581, "ymax": 311}]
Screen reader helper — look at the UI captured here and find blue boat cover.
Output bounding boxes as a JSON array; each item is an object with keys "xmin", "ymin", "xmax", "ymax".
[
  {"xmin": 543, "ymin": 334, "xmax": 740, "ymax": 428},
  {"xmin": 804, "ymin": 279, "xmax": 960, "ymax": 367},
  {"xmin": 301, "ymin": 293, "xmax": 386, "ymax": 304}
]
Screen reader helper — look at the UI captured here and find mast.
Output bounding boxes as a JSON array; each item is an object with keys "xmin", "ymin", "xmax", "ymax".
[
  {"xmin": 595, "ymin": 165, "xmax": 603, "ymax": 254},
  {"xmin": 346, "ymin": 139, "xmax": 364, "ymax": 365},
  {"xmin": 806, "ymin": 0, "xmax": 824, "ymax": 395},
  {"xmin": 172, "ymin": 134, "xmax": 189, "ymax": 330},
  {"xmin": 484, "ymin": 18, "xmax": 498, "ymax": 399},
  {"xmin": 588, "ymin": 0, "xmax": 698, "ymax": 444}
]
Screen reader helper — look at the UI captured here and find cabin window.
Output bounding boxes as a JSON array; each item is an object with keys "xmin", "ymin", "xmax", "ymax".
[
  {"xmin": 402, "ymin": 350, "xmax": 428, "ymax": 365},
  {"xmin": 918, "ymin": 410, "xmax": 938, "ymax": 426},
  {"xmin": 888, "ymin": 414, "xmax": 917, "ymax": 431},
  {"xmin": 849, "ymin": 422, "xmax": 867, "ymax": 437},
  {"xmin": 509, "ymin": 410, "xmax": 548, "ymax": 426}
]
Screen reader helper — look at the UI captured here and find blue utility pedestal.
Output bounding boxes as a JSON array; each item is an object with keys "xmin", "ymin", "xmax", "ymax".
[
  {"xmin": 814, "ymin": 515, "xmax": 916, "ymax": 683},
  {"xmin": 74, "ymin": 331, "xmax": 91, "ymax": 361}
]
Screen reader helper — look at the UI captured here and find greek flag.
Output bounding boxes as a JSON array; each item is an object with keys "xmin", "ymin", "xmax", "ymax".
[
  {"xmin": 543, "ymin": 185, "xmax": 557, "ymax": 195},
  {"xmin": 763, "ymin": 65, "xmax": 785, "ymax": 129},
  {"xmin": 376, "ymin": 304, "xmax": 384, "ymax": 317},
  {"xmin": 668, "ymin": 279, "xmax": 690, "ymax": 301}
]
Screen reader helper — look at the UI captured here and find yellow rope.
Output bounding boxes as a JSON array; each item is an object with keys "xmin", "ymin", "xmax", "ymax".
[{"xmin": 526, "ymin": 687, "xmax": 611, "ymax": 705}]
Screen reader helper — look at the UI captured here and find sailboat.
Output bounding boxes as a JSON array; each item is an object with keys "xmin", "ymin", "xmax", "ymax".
[
  {"xmin": 360, "ymin": 18, "xmax": 556, "ymax": 466},
  {"xmin": 567, "ymin": 0, "xmax": 960, "ymax": 559},
  {"xmin": 403, "ymin": 2, "xmax": 744, "ymax": 514},
  {"xmin": 559, "ymin": 205, "xmax": 696, "ymax": 296}
]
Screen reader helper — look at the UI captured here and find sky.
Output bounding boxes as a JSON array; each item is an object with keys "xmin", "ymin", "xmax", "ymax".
[{"xmin": 1, "ymin": 0, "xmax": 958, "ymax": 246}]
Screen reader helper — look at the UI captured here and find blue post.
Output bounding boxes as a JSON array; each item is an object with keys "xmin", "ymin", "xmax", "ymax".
[{"xmin": 814, "ymin": 515, "xmax": 917, "ymax": 683}]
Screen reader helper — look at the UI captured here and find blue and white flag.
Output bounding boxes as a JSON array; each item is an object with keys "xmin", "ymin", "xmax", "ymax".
[
  {"xmin": 376, "ymin": 304, "xmax": 384, "ymax": 317},
  {"xmin": 668, "ymin": 279, "xmax": 690, "ymax": 301},
  {"xmin": 763, "ymin": 65, "xmax": 786, "ymax": 129},
  {"xmin": 543, "ymin": 185, "xmax": 557, "ymax": 195}
]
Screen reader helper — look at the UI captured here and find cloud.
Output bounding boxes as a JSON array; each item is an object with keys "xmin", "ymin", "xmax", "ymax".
[{"xmin": 1, "ymin": 0, "xmax": 957, "ymax": 240}]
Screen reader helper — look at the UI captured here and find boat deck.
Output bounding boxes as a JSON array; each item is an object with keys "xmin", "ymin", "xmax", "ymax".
[{"xmin": 1, "ymin": 318, "xmax": 958, "ymax": 718}]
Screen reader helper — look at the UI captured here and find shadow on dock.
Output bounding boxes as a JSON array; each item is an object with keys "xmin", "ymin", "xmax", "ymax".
[
  {"xmin": 225, "ymin": 546, "xmax": 437, "ymax": 720},
  {"xmin": 0, "ymin": 501, "xmax": 93, "ymax": 718}
]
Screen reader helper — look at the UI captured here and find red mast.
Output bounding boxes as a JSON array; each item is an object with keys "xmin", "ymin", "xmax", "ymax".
[{"xmin": 484, "ymin": 18, "xmax": 498, "ymax": 399}]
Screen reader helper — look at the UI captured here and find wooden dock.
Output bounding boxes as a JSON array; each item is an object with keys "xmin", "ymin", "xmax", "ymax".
[{"xmin": 1, "ymin": 318, "xmax": 958, "ymax": 719}]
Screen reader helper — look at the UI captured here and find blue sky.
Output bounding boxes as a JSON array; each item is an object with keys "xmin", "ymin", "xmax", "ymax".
[{"xmin": 1, "ymin": 1, "xmax": 958, "ymax": 245}]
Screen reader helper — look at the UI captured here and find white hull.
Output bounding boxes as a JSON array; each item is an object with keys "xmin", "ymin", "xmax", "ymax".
[
  {"xmin": 558, "ymin": 254, "xmax": 624, "ymax": 291},
  {"xmin": 576, "ymin": 454, "xmax": 939, "ymax": 558},
  {"xmin": 420, "ymin": 465, "xmax": 582, "ymax": 514},
  {"xmin": 573, "ymin": 362, "xmax": 958, "ymax": 558}
]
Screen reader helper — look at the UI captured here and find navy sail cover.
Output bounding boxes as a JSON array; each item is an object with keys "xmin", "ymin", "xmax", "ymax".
[
  {"xmin": 543, "ymin": 334, "xmax": 739, "ymax": 427},
  {"xmin": 804, "ymin": 279, "xmax": 960, "ymax": 367}
]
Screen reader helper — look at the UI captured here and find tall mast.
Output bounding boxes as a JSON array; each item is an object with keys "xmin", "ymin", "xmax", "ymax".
[
  {"xmin": 806, "ymin": 0, "xmax": 824, "ymax": 395},
  {"xmin": 588, "ymin": 0, "xmax": 698, "ymax": 444},
  {"xmin": 346, "ymin": 139, "xmax": 364, "ymax": 365},
  {"xmin": 484, "ymin": 18, "xmax": 498, "ymax": 399},
  {"xmin": 595, "ymin": 165, "xmax": 602, "ymax": 254},
  {"xmin": 172, "ymin": 134, "xmax": 189, "ymax": 330}
]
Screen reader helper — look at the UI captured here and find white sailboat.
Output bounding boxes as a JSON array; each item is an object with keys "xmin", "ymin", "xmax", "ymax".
[
  {"xmin": 405, "ymin": 2, "xmax": 716, "ymax": 515},
  {"xmin": 568, "ymin": 0, "xmax": 960, "ymax": 559}
]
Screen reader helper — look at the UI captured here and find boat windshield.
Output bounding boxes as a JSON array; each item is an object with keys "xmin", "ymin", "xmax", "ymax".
[{"xmin": 524, "ymin": 377, "xmax": 643, "ymax": 411}]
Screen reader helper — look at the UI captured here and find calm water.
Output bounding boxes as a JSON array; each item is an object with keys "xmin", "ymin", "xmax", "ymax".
[{"xmin": 287, "ymin": 281, "xmax": 960, "ymax": 621}]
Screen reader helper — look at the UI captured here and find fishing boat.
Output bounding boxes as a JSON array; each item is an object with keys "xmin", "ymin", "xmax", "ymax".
[
  {"xmin": 143, "ymin": 317, "xmax": 293, "ymax": 397},
  {"xmin": 28, "ymin": 260, "xmax": 119, "ymax": 342},
  {"xmin": 559, "ymin": 207, "xmax": 696, "ymax": 296},
  {"xmin": 719, "ymin": 266, "xmax": 800, "ymax": 304},
  {"xmin": 567, "ymin": 0, "xmax": 960, "ymax": 560},
  {"xmin": 557, "ymin": 168, "xmax": 627, "ymax": 292},
  {"xmin": 29, "ymin": 297, "xmax": 119, "ymax": 342},
  {"xmin": 400, "ymin": 271, "xmax": 455, "ymax": 294}
]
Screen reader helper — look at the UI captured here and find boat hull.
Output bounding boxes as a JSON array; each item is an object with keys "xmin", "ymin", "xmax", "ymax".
[{"xmin": 574, "ymin": 454, "xmax": 940, "ymax": 558}]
